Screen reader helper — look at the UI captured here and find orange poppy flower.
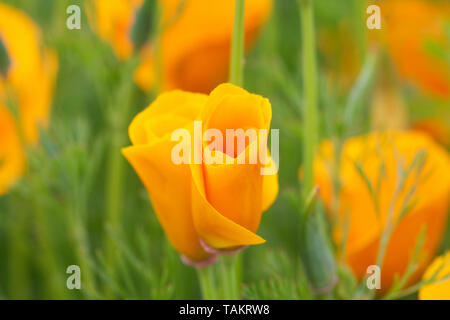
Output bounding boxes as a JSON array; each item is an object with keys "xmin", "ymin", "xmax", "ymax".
[
  {"xmin": 314, "ymin": 131, "xmax": 450, "ymax": 289},
  {"xmin": 0, "ymin": 3, "xmax": 58, "ymax": 194},
  {"xmin": 122, "ymin": 83, "xmax": 278, "ymax": 264},
  {"xmin": 380, "ymin": 0, "xmax": 450, "ymax": 97},
  {"xmin": 89, "ymin": 0, "xmax": 272, "ymax": 93},
  {"xmin": 0, "ymin": 3, "xmax": 58, "ymax": 144},
  {"xmin": 134, "ymin": 0, "xmax": 272, "ymax": 93}
]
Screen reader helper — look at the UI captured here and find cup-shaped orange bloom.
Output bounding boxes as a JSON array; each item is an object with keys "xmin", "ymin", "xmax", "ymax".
[
  {"xmin": 134, "ymin": 0, "xmax": 272, "ymax": 93},
  {"xmin": 313, "ymin": 131, "xmax": 450, "ymax": 289},
  {"xmin": 0, "ymin": 3, "xmax": 57, "ymax": 194},
  {"xmin": 122, "ymin": 83, "xmax": 278, "ymax": 264},
  {"xmin": 380, "ymin": 0, "xmax": 450, "ymax": 97},
  {"xmin": 419, "ymin": 252, "xmax": 450, "ymax": 300}
]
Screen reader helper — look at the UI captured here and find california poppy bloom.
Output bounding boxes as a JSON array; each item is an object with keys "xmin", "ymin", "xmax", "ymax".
[
  {"xmin": 122, "ymin": 83, "xmax": 278, "ymax": 265},
  {"xmin": 89, "ymin": 0, "xmax": 272, "ymax": 92},
  {"xmin": 419, "ymin": 252, "xmax": 450, "ymax": 300},
  {"xmin": 380, "ymin": 0, "xmax": 450, "ymax": 97},
  {"xmin": 89, "ymin": 0, "xmax": 272, "ymax": 93},
  {"xmin": 313, "ymin": 131, "xmax": 450, "ymax": 289},
  {"xmin": 134, "ymin": 0, "xmax": 272, "ymax": 93},
  {"xmin": 0, "ymin": 3, "xmax": 58, "ymax": 194}
]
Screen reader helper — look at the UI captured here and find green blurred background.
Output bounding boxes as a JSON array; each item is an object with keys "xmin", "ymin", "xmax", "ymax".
[{"xmin": 0, "ymin": 0, "xmax": 448, "ymax": 299}]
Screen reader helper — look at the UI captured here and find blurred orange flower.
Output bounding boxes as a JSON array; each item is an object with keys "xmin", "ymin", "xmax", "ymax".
[
  {"xmin": 314, "ymin": 131, "xmax": 450, "ymax": 289},
  {"xmin": 89, "ymin": 0, "xmax": 272, "ymax": 93},
  {"xmin": 0, "ymin": 105, "xmax": 25, "ymax": 195},
  {"xmin": 419, "ymin": 252, "xmax": 450, "ymax": 300},
  {"xmin": 380, "ymin": 0, "xmax": 450, "ymax": 97},
  {"xmin": 134, "ymin": 0, "xmax": 272, "ymax": 93},
  {"xmin": 89, "ymin": 0, "xmax": 144, "ymax": 60},
  {"xmin": 122, "ymin": 83, "xmax": 278, "ymax": 264},
  {"xmin": 413, "ymin": 118, "xmax": 450, "ymax": 147},
  {"xmin": 0, "ymin": 3, "xmax": 58, "ymax": 144},
  {"xmin": 0, "ymin": 3, "xmax": 58, "ymax": 194}
]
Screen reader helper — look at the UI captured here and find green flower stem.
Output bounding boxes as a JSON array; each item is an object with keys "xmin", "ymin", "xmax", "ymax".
[
  {"xmin": 152, "ymin": 1, "xmax": 163, "ymax": 93},
  {"xmin": 105, "ymin": 130, "xmax": 126, "ymax": 245},
  {"xmin": 217, "ymin": 0, "xmax": 246, "ymax": 301},
  {"xmin": 299, "ymin": 0, "xmax": 319, "ymax": 200},
  {"xmin": 229, "ymin": 0, "xmax": 246, "ymax": 86},
  {"xmin": 219, "ymin": 254, "xmax": 241, "ymax": 300},
  {"xmin": 103, "ymin": 62, "xmax": 136, "ymax": 293},
  {"xmin": 197, "ymin": 266, "xmax": 218, "ymax": 300}
]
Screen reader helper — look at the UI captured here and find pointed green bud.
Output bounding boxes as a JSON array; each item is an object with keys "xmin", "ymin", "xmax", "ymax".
[
  {"xmin": 300, "ymin": 187, "xmax": 338, "ymax": 295},
  {"xmin": 0, "ymin": 35, "xmax": 11, "ymax": 78},
  {"xmin": 131, "ymin": 0, "xmax": 156, "ymax": 53}
]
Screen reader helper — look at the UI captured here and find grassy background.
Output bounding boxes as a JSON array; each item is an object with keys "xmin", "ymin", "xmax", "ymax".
[{"xmin": 0, "ymin": 0, "xmax": 448, "ymax": 299}]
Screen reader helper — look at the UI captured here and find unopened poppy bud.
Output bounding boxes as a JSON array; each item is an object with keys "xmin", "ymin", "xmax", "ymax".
[
  {"xmin": 0, "ymin": 35, "xmax": 10, "ymax": 78},
  {"xmin": 131, "ymin": 0, "xmax": 155, "ymax": 52},
  {"xmin": 300, "ymin": 188, "xmax": 338, "ymax": 295}
]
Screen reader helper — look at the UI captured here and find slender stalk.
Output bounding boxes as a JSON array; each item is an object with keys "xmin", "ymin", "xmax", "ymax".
[
  {"xmin": 103, "ymin": 62, "xmax": 135, "ymax": 293},
  {"xmin": 229, "ymin": 0, "xmax": 246, "ymax": 86},
  {"xmin": 219, "ymin": 255, "xmax": 241, "ymax": 299},
  {"xmin": 211, "ymin": 0, "xmax": 248, "ymax": 301},
  {"xmin": 103, "ymin": 120, "xmax": 127, "ymax": 287},
  {"xmin": 197, "ymin": 266, "xmax": 217, "ymax": 300},
  {"xmin": 152, "ymin": 1, "xmax": 163, "ymax": 93},
  {"xmin": 299, "ymin": 0, "xmax": 319, "ymax": 200},
  {"xmin": 105, "ymin": 130, "xmax": 126, "ymax": 241},
  {"xmin": 375, "ymin": 172, "xmax": 405, "ymax": 270}
]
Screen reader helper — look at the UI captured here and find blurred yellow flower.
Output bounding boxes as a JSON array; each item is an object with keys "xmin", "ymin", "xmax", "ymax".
[
  {"xmin": 89, "ymin": 0, "xmax": 144, "ymax": 60},
  {"xmin": 380, "ymin": 0, "xmax": 450, "ymax": 97},
  {"xmin": 0, "ymin": 3, "xmax": 58, "ymax": 194},
  {"xmin": 0, "ymin": 3, "xmax": 58, "ymax": 144},
  {"xmin": 134, "ymin": 0, "xmax": 272, "ymax": 93},
  {"xmin": 313, "ymin": 131, "xmax": 450, "ymax": 289},
  {"xmin": 122, "ymin": 83, "xmax": 278, "ymax": 264},
  {"xmin": 419, "ymin": 252, "xmax": 450, "ymax": 300}
]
